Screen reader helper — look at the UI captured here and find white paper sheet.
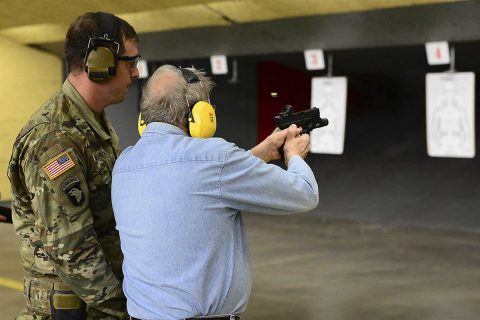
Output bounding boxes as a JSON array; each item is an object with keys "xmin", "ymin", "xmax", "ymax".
[
  {"xmin": 310, "ymin": 77, "xmax": 347, "ymax": 154},
  {"xmin": 426, "ymin": 72, "xmax": 475, "ymax": 158}
]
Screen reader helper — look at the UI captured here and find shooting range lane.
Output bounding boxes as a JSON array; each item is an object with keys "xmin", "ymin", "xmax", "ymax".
[
  {"xmin": 305, "ymin": 44, "xmax": 480, "ymax": 232},
  {"xmin": 250, "ymin": 44, "xmax": 480, "ymax": 232}
]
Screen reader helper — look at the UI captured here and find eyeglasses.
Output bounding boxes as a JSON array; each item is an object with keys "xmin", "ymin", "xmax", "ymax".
[{"xmin": 118, "ymin": 54, "xmax": 141, "ymax": 70}]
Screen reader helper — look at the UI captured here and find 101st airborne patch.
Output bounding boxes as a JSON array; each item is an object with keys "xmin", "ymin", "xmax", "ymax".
[
  {"xmin": 42, "ymin": 151, "xmax": 76, "ymax": 180},
  {"xmin": 61, "ymin": 175, "xmax": 85, "ymax": 206}
]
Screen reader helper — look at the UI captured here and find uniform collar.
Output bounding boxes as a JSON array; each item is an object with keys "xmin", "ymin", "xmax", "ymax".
[
  {"xmin": 143, "ymin": 122, "xmax": 188, "ymax": 137},
  {"xmin": 62, "ymin": 79, "xmax": 116, "ymax": 142}
]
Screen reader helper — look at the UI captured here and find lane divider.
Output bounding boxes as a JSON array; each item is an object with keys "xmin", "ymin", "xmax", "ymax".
[{"xmin": 0, "ymin": 276, "xmax": 23, "ymax": 291}]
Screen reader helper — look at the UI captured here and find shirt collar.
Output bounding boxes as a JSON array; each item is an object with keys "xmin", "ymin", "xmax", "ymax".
[
  {"xmin": 62, "ymin": 79, "xmax": 112, "ymax": 141},
  {"xmin": 143, "ymin": 122, "xmax": 188, "ymax": 137}
]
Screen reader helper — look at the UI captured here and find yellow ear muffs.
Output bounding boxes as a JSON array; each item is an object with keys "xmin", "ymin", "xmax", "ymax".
[
  {"xmin": 138, "ymin": 113, "xmax": 147, "ymax": 136},
  {"xmin": 188, "ymin": 101, "xmax": 216, "ymax": 138}
]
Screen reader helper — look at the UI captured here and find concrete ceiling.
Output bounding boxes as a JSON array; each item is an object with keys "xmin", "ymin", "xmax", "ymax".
[{"xmin": 0, "ymin": 0, "xmax": 462, "ymax": 45}]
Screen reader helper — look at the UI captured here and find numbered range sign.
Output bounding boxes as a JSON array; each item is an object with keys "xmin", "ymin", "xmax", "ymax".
[
  {"xmin": 426, "ymin": 72, "xmax": 475, "ymax": 158},
  {"xmin": 210, "ymin": 55, "xmax": 228, "ymax": 75},
  {"xmin": 425, "ymin": 41, "xmax": 450, "ymax": 65},
  {"xmin": 310, "ymin": 77, "xmax": 347, "ymax": 154},
  {"xmin": 304, "ymin": 49, "xmax": 325, "ymax": 70}
]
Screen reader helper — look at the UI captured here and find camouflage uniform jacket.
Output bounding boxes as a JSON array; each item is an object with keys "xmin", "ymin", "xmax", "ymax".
[{"xmin": 8, "ymin": 80, "xmax": 127, "ymax": 319}]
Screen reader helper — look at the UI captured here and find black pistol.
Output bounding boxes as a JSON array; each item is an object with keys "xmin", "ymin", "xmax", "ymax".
[
  {"xmin": 0, "ymin": 205, "xmax": 12, "ymax": 224},
  {"xmin": 274, "ymin": 105, "xmax": 329, "ymax": 133}
]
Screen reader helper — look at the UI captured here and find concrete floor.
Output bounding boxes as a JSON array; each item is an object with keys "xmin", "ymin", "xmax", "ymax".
[
  {"xmin": 1, "ymin": 214, "xmax": 480, "ymax": 320},
  {"xmin": 0, "ymin": 221, "xmax": 24, "ymax": 319}
]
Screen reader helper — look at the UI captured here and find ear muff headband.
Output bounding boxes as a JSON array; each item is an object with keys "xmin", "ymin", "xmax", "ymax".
[
  {"xmin": 180, "ymin": 68, "xmax": 200, "ymax": 83},
  {"xmin": 84, "ymin": 12, "xmax": 119, "ymax": 82},
  {"xmin": 98, "ymin": 12, "xmax": 116, "ymax": 40}
]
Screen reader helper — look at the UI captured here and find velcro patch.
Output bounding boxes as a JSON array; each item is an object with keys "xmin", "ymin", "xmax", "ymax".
[
  {"xmin": 42, "ymin": 152, "xmax": 75, "ymax": 180},
  {"xmin": 44, "ymin": 144, "xmax": 65, "ymax": 159},
  {"xmin": 52, "ymin": 292, "xmax": 83, "ymax": 309}
]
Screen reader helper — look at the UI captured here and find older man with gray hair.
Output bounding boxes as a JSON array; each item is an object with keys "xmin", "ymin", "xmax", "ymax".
[{"xmin": 112, "ymin": 65, "xmax": 319, "ymax": 320}]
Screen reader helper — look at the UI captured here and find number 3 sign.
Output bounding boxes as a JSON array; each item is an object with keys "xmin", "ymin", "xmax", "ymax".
[{"xmin": 304, "ymin": 49, "xmax": 325, "ymax": 70}]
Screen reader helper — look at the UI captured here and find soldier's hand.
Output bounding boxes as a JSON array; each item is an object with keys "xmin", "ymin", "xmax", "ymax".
[{"xmin": 283, "ymin": 124, "xmax": 310, "ymax": 166}]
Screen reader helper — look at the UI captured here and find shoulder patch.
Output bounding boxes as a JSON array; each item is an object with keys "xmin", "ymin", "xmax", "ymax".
[
  {"xmin": 42, "ymin": 152, "xmax": 76, "ymax": 180},
  {"xmin": 45, "ymin": 144, "xmax": 65, "ymax": 159},
  {"xmin": 61, "ymin": 175, "xmax": 85, "ymax": 207}
]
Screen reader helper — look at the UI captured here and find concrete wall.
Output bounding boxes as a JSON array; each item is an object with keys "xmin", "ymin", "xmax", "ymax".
[
  {"xmin": 38, "ymin": 1, "xmax": 480, "ymax": 61},
  {"xmin": 0, "ymin": 36, "xmax": 62, "ymax": 200},
  {"xmin": 136, "ymin": 1, "xmax": 480, "ymax": 61}
]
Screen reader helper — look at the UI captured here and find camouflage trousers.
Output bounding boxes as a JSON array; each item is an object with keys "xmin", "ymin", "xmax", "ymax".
[
  {"xmin": 15, "ymin": 307, "xmax": 122, "ymax": 320},
  {"xmin": 19, "ymin": 276, "xmax": 125, "ymax": 320},
  {"xmin": 16, "ymin": 307, "xmax": 50, "ymax": 320}
]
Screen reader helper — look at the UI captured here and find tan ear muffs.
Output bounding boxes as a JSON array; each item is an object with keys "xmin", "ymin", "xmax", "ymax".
[{"xmin": 85, "ymin": 45, "xmax": 116, "ymax": 81}]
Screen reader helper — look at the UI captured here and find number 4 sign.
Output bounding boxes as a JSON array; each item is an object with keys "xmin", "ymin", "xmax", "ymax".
[
  {"xmin": 304, "ymin": 49, "xmax": 325, "ymax": 70},
  {"xmin": 425, "ymin": 41, "xmax": 450, "ymax": 65}
]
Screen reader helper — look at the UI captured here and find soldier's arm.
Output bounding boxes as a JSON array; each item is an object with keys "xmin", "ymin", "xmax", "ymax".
[{"xmin": 22, "ymin": 130, "xmax": 126, "ymax": 318}]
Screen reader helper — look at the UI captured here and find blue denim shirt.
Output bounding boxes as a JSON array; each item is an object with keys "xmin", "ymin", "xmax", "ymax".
[{"xmin": 112, "ymin": 122, "xmax": 319, "ymax": 319}]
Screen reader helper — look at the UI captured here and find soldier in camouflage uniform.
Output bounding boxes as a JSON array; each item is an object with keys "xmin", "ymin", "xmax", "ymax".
[{"xmin": 7, "ymin": 12, "xmax": 140, "ymax": 320}]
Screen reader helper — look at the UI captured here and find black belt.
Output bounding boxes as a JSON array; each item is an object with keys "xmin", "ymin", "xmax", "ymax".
[{"xmin": 130, "ymin": 315, "xmax": 240, "ymax": 320}]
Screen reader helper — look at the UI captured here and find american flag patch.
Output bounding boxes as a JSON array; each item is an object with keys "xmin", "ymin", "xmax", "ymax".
[{"xmin": 42, "ymin": 152, "xmax": 75, "ymax": 180}]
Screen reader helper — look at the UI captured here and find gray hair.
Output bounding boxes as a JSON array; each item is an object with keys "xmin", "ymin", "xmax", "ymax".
[{"xmin": 140, "ymin": 64, "xmax": 215, "ymax": 129}]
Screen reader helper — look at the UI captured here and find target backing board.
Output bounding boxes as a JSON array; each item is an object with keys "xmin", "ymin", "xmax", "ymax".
[
  {"xmin": 310, "ymin": 77, "xmax": 347, "ymax": 154},
  {"xmin": 426, "ymin": 72, "xmax": 475, "ymax": 158}
]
